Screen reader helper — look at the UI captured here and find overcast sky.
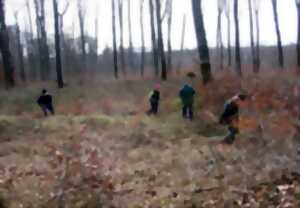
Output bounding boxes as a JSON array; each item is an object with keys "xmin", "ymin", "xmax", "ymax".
[{"xmin": 5, "ymin": 0, "xmax": 298, "ymax": 52}]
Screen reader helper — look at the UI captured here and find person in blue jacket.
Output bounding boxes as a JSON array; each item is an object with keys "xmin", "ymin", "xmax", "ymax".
[{"xmin": 179, "ymin": 84, "xmax": 196, "ymax": 120}]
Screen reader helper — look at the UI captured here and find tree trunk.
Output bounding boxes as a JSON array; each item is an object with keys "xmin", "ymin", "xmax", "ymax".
[
  {"xmin": 78, "ymin": 0, "xmax": 87, "ymax": 70},
  {"xmin": 53, "ymin": 0, "xmax": 64, "ymax": 88},
  {"xmin": 118, "ymin": 0, "xmax": 126, "ymax": 76},
  {"xmin": 248, "ymin": 0, "xmax": 257, "ymax": 73},
  {"xmin": 234, "ymin": 0, "xmax": 242, "ymax": 76},
  {"xmin": 216, "ymin": 8, "xmax": 224, "ymax": 71},
  {"xmin": 140, "ymin": 0, "xmax": 145, "ymax": 78},
  {"xmin": 296, "ymin": 2, "xmax": 300, "ymax": 73},
  {"xmin": 167, "ymin": 0, "xmax": 173, "ymax": 73},
  {"xmin": 254, "ymin": 9, "xmax": 261, "ymax": 73},
  {"xmin": 149, "ymin": 0, "xmax": 159, "ymax": 77},
  {"xmin": 0, "ymin": 0, "xmax": 15, "ymax": 88},
  {"xmin": 226, "ymin": 8, "xmax": 232, "ymax": 68},
  {"xmin": 177, "ymin": 14, "xmax": 186, "ymax": 73},
  {"xmin": 271, "ymin": 0, "xmax": 284, "ymax": 69},
  {"xmin": 15, "ymin": 17, "xmax": 26, "ymax": 82},
  {"xmin": 128, "ymin": 0, "xmax": 134, "ymax": 69},
  {"xmin": 191, "ymin": 0, "xmax": 212, "ymax": 85},
  {"xmin": 112, "ymin": 0, "xmax": 118, "ymax": 79},
  {"xmin": 34, "ymin": 0, "xmax": 51, "ymax": 81},
  {"xmin": 155, "ymin": 0, "xmax": 167, "ymax": 81}
]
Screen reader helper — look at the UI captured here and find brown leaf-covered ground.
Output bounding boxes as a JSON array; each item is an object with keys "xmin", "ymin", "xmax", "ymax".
[{"xmin": 0, "ymin": 73, "xmax": 300, "ymax": 207}]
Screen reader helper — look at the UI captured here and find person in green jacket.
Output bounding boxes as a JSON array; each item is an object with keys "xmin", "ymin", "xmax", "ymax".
[{"xmin": 179, "ymin": 84, "xmax": 196, "ymax": 120}]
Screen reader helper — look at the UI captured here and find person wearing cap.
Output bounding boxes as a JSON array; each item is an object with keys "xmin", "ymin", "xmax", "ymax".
[
  {"xmin": 37, "ymin": 89, "xmax": 55, "ymax": 117},
  {"xmin": 179, "ymin": 84, "xmax": 196, "ymax": 120},
  {"xmin": 147, "ymin": 84, "xmax": 161, "ymax": 115},
  {"xmin": 219, "ymin": 94, "xmax": 247, "ymax": 144}
]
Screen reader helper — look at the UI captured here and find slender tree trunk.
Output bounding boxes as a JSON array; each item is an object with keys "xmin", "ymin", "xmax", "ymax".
[
  {"xmin": 15, "ymin": 16, "xmax": 26, "ymax": 82},
  {"xmin": 226, "ymin": 10, "xmax": 232, "ymax": 68},
  {"xmin": 140, "ymin": 0, "xmax": 145, "ymax": 78},
  {"xmin": 128, "ymin": 0, "xmax": 134, "ymax": 69},
  {"xmin": 53, "ymin": 0, "xmax": 64, "ymax": 88},
  {"xmin": 0, "ymin": 0, "xmax": 15, "ymax": 88},
  {"xmin": 271, "ymin": 0, "xmax": 284, "ymax": 69},
  {"xmin": 216, "ymin": 8, "xmax": 224, "ymax": 71},
  {"xmin": 155, "ymin": 0, "xmax": 167, "ymax": 80},
  {"xmin": 296, "ymin": 2, "xmax": 300, "ymax": 73},
  {"xmin": 149, "ymin": 0, "xmax": 159, "ymax": 77},
  {"xmin": 112, "ymin": 0, "xmax": 118, "ymax": 79},
  {"xmin": 118, "ymin": 0, "xmax": 126, "ymax": 76},
  {"xmin": 177, "ymin": 14, "xmax": 186, "ymax": 73},
  {"xmin": 167, "ymin": 0, "xmax": 173, "ymax": 73},
  {"xmin": 191, "ymin": 0, "xmax": 212, "ymax": 85},
  {"xmin": 78, "ymin": 0, "xmax": 87, "ymax": 70},
  {"xmin": 234, "ymin": 0, "xmax": 242, "ymax": 76},
  {"xmin": 248, "ymin": 0, "xmax": 257, "ymax": 73},
  {"xmin": 26, "ymin": 0, "xmax": 37, "ymax": 79},
  {"xmin": 254, "ymin": 9, "xmax": 261, "ymax": 73}
]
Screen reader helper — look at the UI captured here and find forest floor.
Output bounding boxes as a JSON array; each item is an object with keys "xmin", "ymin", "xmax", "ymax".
[{"xmin": 0, "ymin": 73, "xmax": 300, "ymax": 207}]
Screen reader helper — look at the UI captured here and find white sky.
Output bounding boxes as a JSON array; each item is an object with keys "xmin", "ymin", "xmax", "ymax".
[{"xmin": 5, "ymin": 0, "xmax": 298, "ymax": 52}]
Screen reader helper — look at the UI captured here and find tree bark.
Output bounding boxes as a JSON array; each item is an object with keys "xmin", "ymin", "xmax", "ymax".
[
  {"xmin": 77, "ymin": 0, "xmax": 87, "ymax": 70},
  {"xmin": 254, "ymin": 8, "xmax": 261, "ymax": 73},
  {"xmin": 0, "ymin": 0, "xmax": 15, "ymax": 88},
  {"xmin": 53, "ymin": 0, "xmax": 64, "ymax": 88},
  {"xmin": 15, "ymin": 14, "xmax": 26, "ymax": 82},
  {"xmin": 296, "ymin": 1, "xmax": 300, "ymax": 73},
  {"xmin": 167, "ymin": 0, "xmax": 173, "ymax": 73},
  {"xmin": 118, "ymin": 0, "xmax": 126, "ymax": 76},
  {"xmin": 234, "ymin": 0, "xmax": 242, "ymax": 76},
  {"xmin": 176, "ymin": 14, "xmax": 186, "ymax": 73},
  {"xmin": 155, "ymin": 0, "xmax": 167, "ymax": 80},
  {"xmin": 248, "ymin": 0, "xmax": 257, "ymax": 73},
  {"xmin": 216, "ymin": 8, "xmax": 224, "ymax": 71},
  {"xmin": 271, "ymin": 0, "xmax": 284, "ymax": 69},
  {"xmin": 191, "ymin": 0, "xmax": 212, "ymax": 85},
  {"xmin": 149, "ymin": 0, "xmax": 159, "ymax": 77},
  {"xmin": 140, "ymin": 0, "xmax": 145, "ymax": 78},
  {"xmin": 128, "ymin": 0, "xmax": 134, "ymax": 69},
  {"xmin": 226, "ymin": 5, "xmax": 232, "ymax": 68},
  {"xmin": 112, "ymin": 0, "xmax": 118, "ymax": 79}
]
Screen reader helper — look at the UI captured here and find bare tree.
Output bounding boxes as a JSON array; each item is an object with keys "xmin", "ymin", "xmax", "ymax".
[
  {"xmin": 254, "ymin": 0, "xmax": 261, "ymax": 73},
  {"xmin": 234, "ymin": 0, "xmax": 242, "ymax": 76},
  {"xmin": 155, "ymin": 0, "xmax": 167, "ymax": 80},
  {"xmin": 34, "ymin": 0, "xmax": 51, "ymax": 81},
  {"xmin": 176, "ymin": 14, "xmax": 186, "ymax": 73},
  {"xmin": 112, "ymin": 0, "xmax": 119, "ymax": 79},
  {"xmin": 128, "ymin": 0, "xmax": 134, "ymax": 69},
  {"xmin": 0, "ymin": 0, "xmax": 15, "ymax": 88},
  {"xmin": 248, "ymin": 0, "xmax": 256, "ymax": 73},
  {"xmin": 58, "ymin": 1, "xmax": 70, "ymax": 68},
  {"xmin": 271, "ymin": 0, "xmax": 284, "ymax": 69},
  {"xmin": 140, "ymin": 0, "xmax": 145, "ymax": 77},
  {"xmin": 167, "ymin": 0, "xmax": 173, "ymax": 73},
  {"xmin": 14, "ymin": 11, "xmax": 26, "ymax": 82},
  {"xmin": 217, "ymin": 0, "xmax": 226, "ymax": 71},
  {"xmin": 149, "ymin": 0, "xmax": 159, "ymax": 77},
  {"xmin": 118, "ymin": 0, "xmax": 126, "ymax": 76},
  {"xmin": 296, "ymin": 0, "xmax": 300, "ymax": 72},
  {"xmin": 191, "ymin": 0, "xmax": 212, "ymax": 85},
  {"xmin": 225, "ymin": 0, "xmax": 232, "ymax": 68},
  {"xmin": 77, "ymin": 0, "xmax": 87, "ymax": 70},
  {"xmin": 53, "ymin": 0, "xmax": 64, "ymax": 88}
]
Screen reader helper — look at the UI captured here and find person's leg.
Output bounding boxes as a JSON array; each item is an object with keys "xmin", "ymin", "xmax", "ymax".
[
  {"xmin": 188, "ymin": 104, "xmax": 194, "ymax": 120},
  {"xmin": 148, "ymin": 101, "xmax": 155, "ymax": 115},
  {"xmin": 182, "ymin": 105, "xmax": 187, "ymax": 118},
  {"xmin": 224, "ymin": 126, "xmax": 238, "ymax": 144},
  {"xmin": 39, "ymin": 104, "xmax": 48, "ymax": 117},
  {"xmin": 47, "ymin": 104, "xmax": 55, "ymax": 115},
  {"xmin": 153, "ymin": 102, "xmax": 159, "ymax": 114}
]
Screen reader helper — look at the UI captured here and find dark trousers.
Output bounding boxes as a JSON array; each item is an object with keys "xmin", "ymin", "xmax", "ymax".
[
  {"xmin": 223, "ymin": 126, "xmax": 239, "ymax": 144},
  {"xmin": 182, "ymin": 104, "xmax": 194, "ymax": 120},
  {"xmin": 148, "ymin": 101, "xmax": 159, "ymax": 115},
  {"xmin": 39, "ymin": 104, "xmax": 55, "ymax": 117}
]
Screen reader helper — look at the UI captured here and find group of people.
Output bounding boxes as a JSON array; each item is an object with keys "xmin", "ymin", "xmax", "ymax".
[
  {"xmin": 37, "ymin": 85, "xmax": 248, "ymax": 144},
  {"xmin": 147, "ymin": 84, "xmax": 247, "ymax": 144}
]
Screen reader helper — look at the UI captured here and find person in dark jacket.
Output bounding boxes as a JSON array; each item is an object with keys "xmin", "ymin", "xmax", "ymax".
[
  {"xmin": 179, "ymin": 84, "xmax": 196, "ymax": 120},
  {"xmin": 219, "ymin": 94, "xmax": 247, "ymax": 144},
  {"xmin": 147, "ymin": 84, "xmax": 161, "ymax": 115},
  {"xmin": 37, "ymin": 89, "xmax": 55, "ymax": 117}
]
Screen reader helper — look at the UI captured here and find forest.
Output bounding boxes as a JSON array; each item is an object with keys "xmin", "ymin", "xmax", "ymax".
[{"xmin": 0, "ymin": 0, "xmax": 300, "ymax": 207}]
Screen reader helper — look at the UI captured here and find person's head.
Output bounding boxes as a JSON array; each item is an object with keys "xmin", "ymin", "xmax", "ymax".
[
  {"xmin": 238, "ymin": 94, "xmax": 247, "ymax": 101},
  {"xmin": 42, "ymin": 89, "xmax": 47, "ymax": 95},
  {"xmin": 154, "ymin": 83, "xmax": 161, "ymax": 91}
]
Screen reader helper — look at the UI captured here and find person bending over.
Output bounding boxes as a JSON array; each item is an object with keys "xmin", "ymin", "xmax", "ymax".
[{"xmin": 37, "ymin": 89, "xmax": 55, "ymax": 117}]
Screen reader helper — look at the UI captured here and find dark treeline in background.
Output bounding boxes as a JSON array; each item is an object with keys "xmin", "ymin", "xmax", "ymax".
[{"xmin": 1, "ymin": 0, "xmax": 300, "ymax": 90}]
